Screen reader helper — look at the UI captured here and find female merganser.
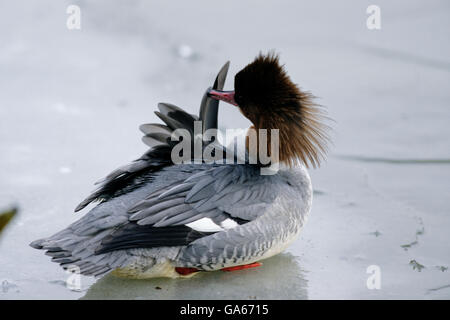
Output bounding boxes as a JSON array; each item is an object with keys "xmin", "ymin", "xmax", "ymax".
[{"xmin": 30, "ymin": 53, "xmax": 329, "ymax": 278}]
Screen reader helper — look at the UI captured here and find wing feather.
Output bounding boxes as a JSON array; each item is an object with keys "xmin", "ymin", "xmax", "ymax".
[{"xmin": 74, "ymin": 62, "xmax": 230, "ymax": 213}]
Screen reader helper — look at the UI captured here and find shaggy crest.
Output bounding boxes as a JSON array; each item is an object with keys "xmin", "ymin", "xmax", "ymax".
[{"xmin": 235, "ymin": 53, "xmax": 331, "ymax": 168}]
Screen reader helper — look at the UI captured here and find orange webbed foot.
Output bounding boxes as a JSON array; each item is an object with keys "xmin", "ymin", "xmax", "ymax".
[
  {"xmin": 221, "ymin": 262, "xmax": 262, "ymax": 272},
  {"xmin": 175, "ymin": 267, "xmax": 200, "ymax": 276}
]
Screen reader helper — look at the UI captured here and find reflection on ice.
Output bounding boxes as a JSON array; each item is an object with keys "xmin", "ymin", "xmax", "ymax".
[{"xmin": 82, "ymin": 253, "xmax": 307, "ymax": 300}]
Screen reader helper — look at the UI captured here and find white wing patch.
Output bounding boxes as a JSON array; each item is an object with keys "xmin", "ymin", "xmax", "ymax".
[
  {"xmin": 186, "ymin": 218, "xmax": 224, "ymax": 232},
  {"xmin": 220, "ymin": 218, "xmax": 239, "ymax": 229},
  {"xmin": 185, "ymin": 217, "xmax": 240, "ymax": 232}
]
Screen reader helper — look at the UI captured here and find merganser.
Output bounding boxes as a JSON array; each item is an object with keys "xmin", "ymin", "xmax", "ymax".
[{"xmin": 30, "ymin": 53, "xmax": 329, "ymax": 278}]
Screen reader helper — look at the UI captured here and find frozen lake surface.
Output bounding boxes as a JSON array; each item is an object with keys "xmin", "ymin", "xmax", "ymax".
[{"xmin": 1, "ymin": 0, "xmax": 449, "ymax": 299}]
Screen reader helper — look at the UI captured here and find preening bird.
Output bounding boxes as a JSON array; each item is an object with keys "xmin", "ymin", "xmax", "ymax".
[{"xmin": 30, "ymin": 53, "xmax": 330, "ymax": 278}]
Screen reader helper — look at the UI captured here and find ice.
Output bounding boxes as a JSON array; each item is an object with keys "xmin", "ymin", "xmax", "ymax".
[
  {"xmin": 1, "ymin": 280, "xmax": 19, "ymax": 294},
  {"xmin": 0, "ymin": 0, "xmax": 449, "ymax": 299},
  {"xmin": 176, "ymin": 45, "xmax": 195, "ymax": 60},
  {"xmin": 58, "ymin": 167, "xmax": 72, "ymax": 174}
]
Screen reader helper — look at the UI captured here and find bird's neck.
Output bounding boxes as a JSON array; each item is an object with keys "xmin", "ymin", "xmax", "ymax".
[{"xmin": 244, "ymin": 115, "xmax": 310, "ymax": 167}]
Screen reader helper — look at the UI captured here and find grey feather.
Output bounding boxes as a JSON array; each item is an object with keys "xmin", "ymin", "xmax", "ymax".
[
  {"xmin": 156, "ymin": 212, "xmax": 205, "ymax": 227},
  {"xmin": 142, "ymin": 135, "xmax": 166, "ymax": 148},
  {"xmin": 139, "ymin": 123, "xmax": 172, "ymax": 135},
  {"xmin": 158, "ymin": 182, "xmax": 195, "ymax": 199},
  {"xmin": 129, "ymin": 197, "xmax": 186, "ymax": 221},
  {"xmin": 158, "ymin": 102, "xmax": 190, "ymax": 118},
  {"xmin": 185, "ymin": 175, "xmax": 215, "ymax": 202},
  {"xmin": 199, "ymin": 61, "xmax": 229, "ymax": 132},
  {"xmin": 154, "ymin": 111, "xmax": 184, "ymax": 131},
  {"xmin": 144, "ymin": 132, "xmax": 171, "ymax": 144},
  {"xmin": 137, "ymin": 203, "xmax": 191, "ymax": 226}
]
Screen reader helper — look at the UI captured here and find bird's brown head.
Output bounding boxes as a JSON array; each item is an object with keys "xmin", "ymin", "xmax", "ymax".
[{"xmin": 208, "ymin": 53, "xmax": 330, "ymax": 168}]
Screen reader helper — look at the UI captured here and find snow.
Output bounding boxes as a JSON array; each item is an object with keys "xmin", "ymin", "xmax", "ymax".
[{"xmin": 0, "ymin": 0, "xmax": 449, "ymax": 299}]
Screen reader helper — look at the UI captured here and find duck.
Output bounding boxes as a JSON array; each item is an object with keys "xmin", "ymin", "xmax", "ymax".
[{"xmin": 30, "ymin": 53, "xmax": 330, "ymax": 279}]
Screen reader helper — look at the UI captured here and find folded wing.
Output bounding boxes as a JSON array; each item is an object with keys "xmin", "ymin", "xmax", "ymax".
[{"xmin": 96, "ymin": 164, "xmax": 282, "ymax": 254}]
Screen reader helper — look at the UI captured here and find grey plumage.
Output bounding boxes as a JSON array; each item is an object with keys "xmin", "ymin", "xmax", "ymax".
[
  {"xmin": 30, "ymin": 61, "xmax": 314, "ymax": 278},
  {"xmin": 30, "ymin": 162, "xmax": 312, "ymax": 276}
]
